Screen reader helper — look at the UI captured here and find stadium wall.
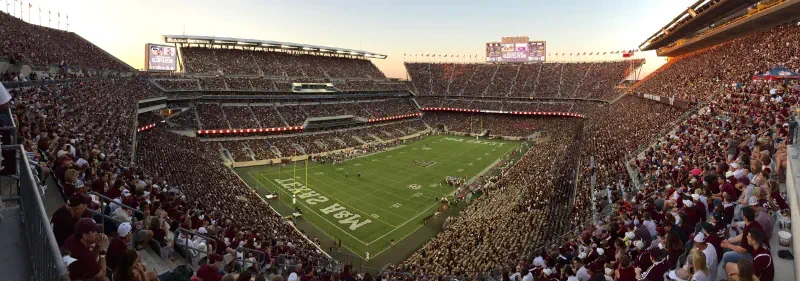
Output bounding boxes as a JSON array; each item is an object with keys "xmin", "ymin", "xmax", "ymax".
[{"xmin": 785, "ymin": 121, "xmax": 800, "ymax": 281}]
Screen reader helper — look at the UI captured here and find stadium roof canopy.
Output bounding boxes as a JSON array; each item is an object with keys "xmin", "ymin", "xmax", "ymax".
[
  {"xmin": 639, "ymin": 0, "xmax": 758, "ymax": 51},
  {"xmin": 162, "ymin": 35, "xmax": 387, "ymax": 59},
  {"xmin": 656, "ymin": 0, "xmax": 800, "ymax": 57}
]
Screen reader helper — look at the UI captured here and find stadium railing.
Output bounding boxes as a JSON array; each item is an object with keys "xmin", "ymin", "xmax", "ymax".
[
  {"xmin": 88, "ymin": 192, "xmax": 145, "ymax": 224},
  {"xmin": 176, "ymin": 228, "xmax": 221, "ymax": 267},
  {"xmin": 4, "ymin": 144, "xmax": 68, "ymax": 281},
  {"xmin": 174, "ymin": 228, "xmax": 339, "ymax": 276},
  {"xmin": 785, "ymin": 116, "xmax": 800, "ymax": 281}
]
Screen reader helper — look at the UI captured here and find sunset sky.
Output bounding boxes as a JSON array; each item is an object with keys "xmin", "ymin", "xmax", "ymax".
[{"xmin": 4, "ymin": 0, "xmax": 694, "ymax": 78}]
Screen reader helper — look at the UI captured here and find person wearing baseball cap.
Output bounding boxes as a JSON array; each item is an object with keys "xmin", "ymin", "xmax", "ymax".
[
  {"xmin": 749, "ymin": 196, "xmax": 774, "ymax": 242},
  {"xmin": 106, "ymin": 222, "xmax": 133, "ymax": 271},
  {"xmin": 587, "ymin": 262, "xmax": 604, "ymax": 281},
  {"xmin": 52, "ymin": 193, "xmax": 91, "ymax": 246},
  {"xmin": 667, "ymin": 268, "xmax": 690, "ymax": 281},
  {"xmin": 197, "ymin": 253, "xmax": 223, "ymax": 281},
  {"xmin": 0, "ymin": 82, "xmax": 11, "ymax": 126},
  {"xmin": 61, "ymin": 218, "xmax": 108, "ymax": 281},
  {"xmin": 694, "ymin": 232, "xmax": 718, "ymax": 281}
]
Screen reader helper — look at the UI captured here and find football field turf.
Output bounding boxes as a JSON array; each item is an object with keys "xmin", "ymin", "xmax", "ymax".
[{"xmin": 234, "ymin": 135, "xmax": 520, "ymax": 260}]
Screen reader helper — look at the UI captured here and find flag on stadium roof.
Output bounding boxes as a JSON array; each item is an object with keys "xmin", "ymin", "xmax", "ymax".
[{"xmin": 622, "ymin": 51, "xmax": 633, "ymax": 58}]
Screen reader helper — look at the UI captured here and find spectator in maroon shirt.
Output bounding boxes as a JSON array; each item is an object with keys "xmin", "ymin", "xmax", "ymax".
[
  {"xmin": 721, "ymin": 172, "xmax": 739, "ymax": 201},
  {"xmin": 747, "ymin": 229, "xmax": 774, "ymax": 281},
  {"xmin": 196, "ymin": 253, "xmax": 223, "ymax": 281},
  {"xmin": 725, "ymin": 229, "xmax": 774, "ymax": 281},
  {"xmin": 300, "ymin": 265, "xmax": 315, "ymax": 281},
  {"xmin": 104, "ymin": 179, "xmax": 124, "ymax": 201},
  {"xmin": 107, "ymin": 222, "xmax": 133, "ymax": 271},
  {"xmin": 635, "ymin": 248, "xmax": 667, "ymax": 281},
  {"xmin": 51, "ymin": 193, "xmax": 90, "ymax": 246},
  {"xmin": 721, "ymin": 206, "xmax": 764, "ymax": 273},
  {"xmin": 61, "ymin": 218, "xmax": 108, "ymax": 281},
  {"xmin": 112, "ymin": 248, "xmax": 159, "ymax": 281},
  {"xmin": 92, "ymin": 172, "xmax": 110, "ymax": 195}
]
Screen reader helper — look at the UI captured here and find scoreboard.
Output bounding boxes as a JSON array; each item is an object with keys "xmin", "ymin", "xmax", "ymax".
[
  {"xmin": 144, "ymin": 43, "xmax": 178, "ymax": 71},
  {"xmin": 486, "ymin": 37, "xmax": 546, "ymax": 63}
]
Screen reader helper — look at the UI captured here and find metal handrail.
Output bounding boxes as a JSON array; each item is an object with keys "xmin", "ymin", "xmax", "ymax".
[
  {"xmin": 88, "ymin": 191, "xmax": 145, "ymax": 216},
  {"xmin": 176, "ymin": 228, "xmax": 218, "ymax": 252},
  {"xmin": 88, "ymin": 191, "xmax": 144, "ymax": 231},
  {"xmin": 12, "ymin": 144, "xmax": 68, "ymax": 280}
]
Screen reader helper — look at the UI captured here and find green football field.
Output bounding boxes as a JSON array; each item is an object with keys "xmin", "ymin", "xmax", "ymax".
[{"xmin": 234, "ymin": 135, "xmax": 519, "ymax": 260}]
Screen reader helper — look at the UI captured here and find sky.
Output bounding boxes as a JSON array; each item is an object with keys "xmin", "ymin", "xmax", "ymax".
[{"xmin": 4, "ymin": 0, "xmax": 694, "ymax": 79}]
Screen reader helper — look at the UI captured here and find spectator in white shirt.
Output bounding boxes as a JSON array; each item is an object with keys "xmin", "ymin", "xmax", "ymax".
[{"xmin": 573, "ymin": 259, "xmax": 590, "ymax": 281}]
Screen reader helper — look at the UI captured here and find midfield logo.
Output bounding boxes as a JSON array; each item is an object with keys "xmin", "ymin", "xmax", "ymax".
[{"xmin": 412, "ymin": 160, "xmax": 437, "ymax": 168}]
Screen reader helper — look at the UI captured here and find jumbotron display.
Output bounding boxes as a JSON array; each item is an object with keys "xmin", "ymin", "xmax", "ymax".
[
  {"xmin": 486, "ymin": 36, "xmax": 546, "ymax": 63},
  {"xmin": 144, "ymin": 43, "xmax": 178, "ymax": 71}
]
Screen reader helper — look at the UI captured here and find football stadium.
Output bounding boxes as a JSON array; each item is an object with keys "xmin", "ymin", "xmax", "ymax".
[{"xmin": 2, "ymin": 1, "xmax": 800, "ymax": 281}]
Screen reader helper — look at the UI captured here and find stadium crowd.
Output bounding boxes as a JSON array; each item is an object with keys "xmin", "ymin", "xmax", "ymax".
[
  {"xmin": 0, "ymin": 12, "xmax": 131, "ymax": 72},
  {"xmin": 192, "ymin": 99, "xmax": 419, "ymax": 130},
  {"xmin": 400, "ymin": 119, "xmax": 584, "ymax": 276},
  {"xmin": 415, "ymin": 97, "xmax": 580, "ymax": 113},
  {"xmin": 8, "ymin": 77, "xmax": 344, "ymax": 281},
  {"xmin": 635, "ymin": 23, "xmax": 800, "ymax": 103},
  {"xmin": 154, "ymin": 77, "xmax": 409, "ymax": 93},
  {"xmin": 406, "ymin": 61, "xmax": 633, "ymax": 100},
  {"xmin": 220, "ymin": 120, "xmax": 428, "ymax": 161},
  {"xmin": 180, "ymin": 47, "xmax": 386, "ymax": 79},
  {"xmin": 422, "ymin": 112, "xmax": 572, "ymax": 137},
  {"xmin": 395, "ymin": 25, "xmax": 798, "ymax": 281}
]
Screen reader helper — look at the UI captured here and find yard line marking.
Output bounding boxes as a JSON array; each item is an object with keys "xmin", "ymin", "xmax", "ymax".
[
  {"xmin": 239, "ymin": 136, "xmax": 519, "ymax": 259},
  {"xmin": 301, "ymin": 169, "xmax": 421, "ymax": 213},
  {"xmin": 270, "ymin": 169, "xmax": 409, "ymax": 222},
  {"xmin": 245, "ymin": 172, "xmax": 336, "ymax": 258},
  {"xmin": 258, "ymin": 173, "xmax": 382, "ymax": 245},
  {"xmin": 368, "ymin": 201, "xmax": 440, "ymax": 245}
]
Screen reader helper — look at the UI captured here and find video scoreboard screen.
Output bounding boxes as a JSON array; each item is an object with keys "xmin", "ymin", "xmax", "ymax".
[
  {"xmin": 486, "ymin": 37, "xmax": 546, "ymax": 63},
  {"xmin": 145, "ymin": 44, "xmax": 178, "ymax": 71}
]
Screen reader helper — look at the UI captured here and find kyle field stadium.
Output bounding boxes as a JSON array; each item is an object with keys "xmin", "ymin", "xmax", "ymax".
[{"xmin": 4, "ymin": 1, "xmax": 800, "ymax": 280}]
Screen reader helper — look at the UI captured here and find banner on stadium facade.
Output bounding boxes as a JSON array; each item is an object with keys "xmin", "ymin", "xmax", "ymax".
[{"xmin": 631, "ymin": 92, "xmax": 692, "ymax": 109}]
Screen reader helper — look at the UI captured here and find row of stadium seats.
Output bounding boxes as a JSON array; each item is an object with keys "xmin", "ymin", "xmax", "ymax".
[
  {"xmin": 152, "ymin": 77, "xmax": 409, "ymax": 92},
  {"xmin": 170, "ymin": 98, "xmax": 419, "ymax": 130},
  {"xmin": 415, "ymin": 97, "xmax": 581, "ymax": 113},
  {"xmin": 421, "ymin": 112, "xmax": 575, "ymax": 137},
  {"xmin": 180, "ymin": 46, "xmax": 386, "ymax": 79},
  {"xmin": 405, "ymin": 60, "xmax": 641, "ymax": 100}
]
